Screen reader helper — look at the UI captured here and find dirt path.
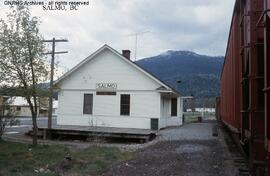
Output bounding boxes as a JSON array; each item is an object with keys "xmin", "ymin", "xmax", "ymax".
[{"xmin": 102, "ymin": 121, "xmax": 239, "ymax": 176}]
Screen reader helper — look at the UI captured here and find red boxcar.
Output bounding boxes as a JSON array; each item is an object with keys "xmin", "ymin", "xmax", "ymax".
[
  {"xmin": 220, "ymin": 1, "xmax": 242, "ymax": 134},
  {"xmin": 219, "ymin": 0, "xmax": 270, "ymax": 175},
  {"xmin": 265, "ymin": 0, "xmax": 270, "ymax": 173}
]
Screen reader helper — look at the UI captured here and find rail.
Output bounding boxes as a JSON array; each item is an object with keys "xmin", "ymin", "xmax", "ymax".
[
  {"xmin": 263, "ymin": 87, "xmax": 270, "ymax": 92},
  {"xmin": 256, "ymin": 9, "xmax": 270, "ymax": 27},
  {"xmin": 240, "ymin": 14, "xmax": 250, "ymax": 27}
]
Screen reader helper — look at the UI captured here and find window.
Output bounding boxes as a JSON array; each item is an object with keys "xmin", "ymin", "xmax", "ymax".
[
  {"xmin": 83, "ymin": 94, "xmax": 93, "ymax": 114},
  {"xmin": 162, "ymin": 97, "xmax": 165, "ymax": 108},
  {"xmin": 16, "ymin": 106, "xmax": 21, "ymax": 111},
  {"xmin": 171, "ymin": 98, "xmax": 177, "ymax": 116},
  {"xmin": 39, "ymin": 109, "xmax": 47, "ymax": 114},
  {"xmin": 120, "ymin": 94, "xmax": 130, "ymax": 116}
]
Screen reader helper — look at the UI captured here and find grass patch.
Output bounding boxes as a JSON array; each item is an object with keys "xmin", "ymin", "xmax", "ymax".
[
  {"xmin": 0, "ymin": 140, "xmax": 134, "ymax": 176},
  {"xmin": 69, "ymin": 146, "xmax": 133, "ymax": 175}
]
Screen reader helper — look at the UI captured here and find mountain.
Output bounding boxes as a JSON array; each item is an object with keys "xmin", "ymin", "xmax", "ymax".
[{"xmin": 136, "ymin": 50, "xmax": 224, "ymax": 106}]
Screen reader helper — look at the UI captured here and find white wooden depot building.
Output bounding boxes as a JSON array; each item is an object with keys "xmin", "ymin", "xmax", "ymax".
[{"xmin": 54, "ymin": 45, "xmax": 183, "ymax": 130}]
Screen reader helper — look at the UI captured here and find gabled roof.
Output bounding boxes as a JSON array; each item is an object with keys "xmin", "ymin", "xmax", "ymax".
[{"xmin": 54, "ymin": 44, "xmax": 180, "ymax": 95}]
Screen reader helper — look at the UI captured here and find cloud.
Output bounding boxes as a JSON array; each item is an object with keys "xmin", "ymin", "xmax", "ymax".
[{"xmin": 0, "ymin": 0, "xmax": 235, "ymax": 70}]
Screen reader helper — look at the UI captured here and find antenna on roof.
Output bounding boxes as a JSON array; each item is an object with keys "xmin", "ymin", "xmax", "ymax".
[{"xmin": 127, "ymin": 31, "xmax": 150, "ymax": 61}]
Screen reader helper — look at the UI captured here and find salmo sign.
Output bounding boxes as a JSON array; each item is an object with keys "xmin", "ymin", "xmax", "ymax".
[{"xmin": 96, "ymin": 83, "xmax": 117, "ymax": 90}]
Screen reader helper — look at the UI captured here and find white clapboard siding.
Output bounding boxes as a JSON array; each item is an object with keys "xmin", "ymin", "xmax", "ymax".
[
  {"xmin": 56, "ymin": 45, "xmax": 183, "ymax": 129},
  {"xmin": 57, "ymin": 90, "xmax": 161, "ymax": 129}
]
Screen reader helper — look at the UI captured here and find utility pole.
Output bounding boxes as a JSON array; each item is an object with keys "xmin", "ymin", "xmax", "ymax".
[
  {"xmin": 42, "ymin": 38, "xmax": 68, "ymax": 135},
  {"xmin": 127, "ymin": 31, "xmax": 150, "ymax": 61}
]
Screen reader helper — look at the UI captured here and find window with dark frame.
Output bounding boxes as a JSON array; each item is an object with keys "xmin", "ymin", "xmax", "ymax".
[
  {"xmin": 83, "ymin": 94, "xmax": 93, "ymax": 114},
  {"xmin": 171, "ymin": 98, "xmax": 177, "ymax": 116},
  {"xmin": 16, "ymin": 106, "xmax": 21, "ymax": 111},
  {"xmin": 120, "ymin": 94, "xmax": 130, "ymax": 116}
]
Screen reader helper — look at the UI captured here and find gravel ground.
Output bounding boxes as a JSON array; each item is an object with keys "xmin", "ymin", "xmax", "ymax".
[
  {"xmin": 158, "ymin": 122, "xmax": 217, "ymax": 141},
  {"xmin": 3, "ymin": 120, "xmax": 243, "ymax": 176},
  {"xmin": 102, "ymin": 121, "xmax": 238, "ymax": 176}
]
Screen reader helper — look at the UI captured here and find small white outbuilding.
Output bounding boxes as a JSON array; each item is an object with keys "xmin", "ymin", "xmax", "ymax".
[{"xmin": 54, "ymin": 45, "xmax": 183, "ymax": 130}]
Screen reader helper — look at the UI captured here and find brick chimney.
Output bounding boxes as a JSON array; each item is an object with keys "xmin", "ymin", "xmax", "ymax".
[{"xmin": 122, "ymin": 50, "xmax": 131, "ymax": 60}]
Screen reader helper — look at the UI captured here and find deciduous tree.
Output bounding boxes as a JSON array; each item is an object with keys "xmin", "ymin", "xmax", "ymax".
[{"xmin": 0, "ymin": 6, "xmax": 49, "ymax": 145}]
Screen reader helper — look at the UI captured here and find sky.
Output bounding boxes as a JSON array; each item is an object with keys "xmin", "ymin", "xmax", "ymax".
[{"xmin": 0, "ymin": 0, "xmax": 235, "ymax": 75}]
